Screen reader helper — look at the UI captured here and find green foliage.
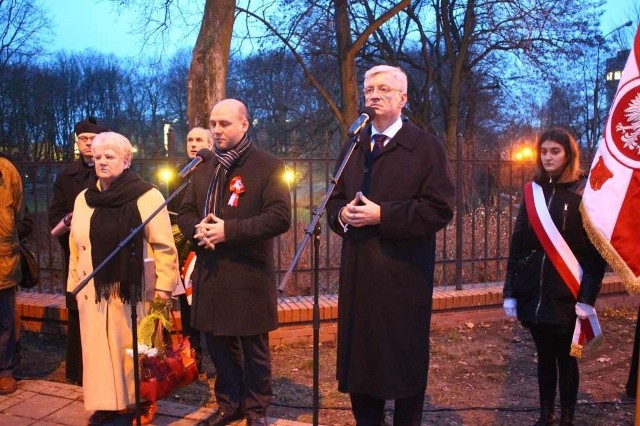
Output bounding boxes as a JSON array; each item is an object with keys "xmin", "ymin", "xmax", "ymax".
[{"xmin": 137, "ymin": 297, "xmax": 173, "ymax": 350}]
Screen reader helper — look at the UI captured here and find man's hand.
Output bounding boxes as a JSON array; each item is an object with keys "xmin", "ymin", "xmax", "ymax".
[
  {"xmin": 194, "ymin": 214, "xmax": 226, "ymax": 250},
  {"xmin": 339, "ymin": 191, "xmax": 381, "ymax": 228}
]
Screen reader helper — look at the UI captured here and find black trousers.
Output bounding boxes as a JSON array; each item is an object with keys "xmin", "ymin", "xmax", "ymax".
[
  {"xmin": 65, "ymin": 292, "xmax": 82, "ymax": 385},
  {"xmin": 0, "ymin": 287, "xmax": 17, "ymax": 378},
  {"xmin": 178, "ymin": 294, "xmax": 201, "ymax": 362},
  {"xmin": 205, "ymin": 332, "xmax": 272, "ymax": 418},
  {"xmin": 349, "ymin": 392, "xmax": 425, "ymax": 426},
  {"xmin": 528, "ymin": 323, "xmax": 579, "ymax": 407}
]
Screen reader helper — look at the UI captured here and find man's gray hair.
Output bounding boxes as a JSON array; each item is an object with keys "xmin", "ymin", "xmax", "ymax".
[{"xmin": 364, "ymin": 65, "xmax": 408, "ymax": 94}]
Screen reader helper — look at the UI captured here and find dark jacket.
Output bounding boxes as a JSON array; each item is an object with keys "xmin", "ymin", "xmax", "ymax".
[
  {"xmin": 177, "ymin": 144, "xmax": 291, "ymax": 335},
  {"xmin": 167, "ymin": 161, "xmax": 189, "ymax": 216},
  {"xmin": 48, "ymin": 158, "xmax": 95, "ymax": 267},
  {"xmin": 503, "ymin": 177, "xmax": 606, "ymax": 327},
  {"xmin": 0, "ymin": 156, "xmax": 24, "ymax": 290},
  {"xmin": 326, "ymin": 120, "xmax": 456, "ymax": 400}
]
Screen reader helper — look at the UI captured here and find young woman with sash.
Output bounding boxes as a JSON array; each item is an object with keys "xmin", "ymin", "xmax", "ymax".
[{"xmin": 503, "ymin": 128, "xmax": 606, "ymax": 426}]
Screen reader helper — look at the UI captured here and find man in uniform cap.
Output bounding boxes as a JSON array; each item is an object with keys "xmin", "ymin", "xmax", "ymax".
[{"xmin": 48, "ymin": 116, "xmax": 109, "ymax": 385}]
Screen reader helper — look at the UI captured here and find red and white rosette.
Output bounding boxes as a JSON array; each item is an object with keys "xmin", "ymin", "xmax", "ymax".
[{"xmin": 228, "ymin": 176, "xmax": 245, "ymax": 207}]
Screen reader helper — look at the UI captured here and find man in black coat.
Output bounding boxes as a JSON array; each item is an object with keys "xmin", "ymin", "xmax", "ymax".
[
  {"xmin": 167, "ymin": 126, "xmax": 213, "ymax": 369},
  {"xmin": 327, "ymin": 65, "xmax": 456, "ymax": 426},
  {"xmin": 178, "ymin": 99, "xmax": 291, "ymax": 426},
  {"xmin": 48, "ymin": 116, "xmax": 108, "ymax": 385}
]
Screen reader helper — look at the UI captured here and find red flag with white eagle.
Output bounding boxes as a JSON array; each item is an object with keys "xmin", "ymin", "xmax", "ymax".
[{"xmin": 581, "ymin": 26, "xmax": 640, "ymax": 294}]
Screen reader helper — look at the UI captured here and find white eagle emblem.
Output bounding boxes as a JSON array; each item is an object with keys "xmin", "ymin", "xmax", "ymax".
[{"xmin": 616, "ymin": 93, "xmax": 640, "ymax": 154}]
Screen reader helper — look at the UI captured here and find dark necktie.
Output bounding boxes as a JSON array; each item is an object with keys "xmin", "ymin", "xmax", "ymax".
[{"xmin": 371, "ymin": 134, "xmax": 386, "ymax": 159}]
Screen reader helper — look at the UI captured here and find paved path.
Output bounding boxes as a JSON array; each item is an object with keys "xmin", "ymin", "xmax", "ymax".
[{"xmin": 0, "ymin": 379, "xmax": 312, "ymax": 425}]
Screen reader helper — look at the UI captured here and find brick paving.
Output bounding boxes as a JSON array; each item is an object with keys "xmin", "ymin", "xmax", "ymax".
[
  {"xmin": 0, "ymin": 379, "xmax": 312, "ymax": 425},
  {"xmin": 17, "ymin": 273, "xmax": 638, "ymax": 338},
  {"xmin": 7, "ymin": 273, "xmax": 638, "ymax": 425}
]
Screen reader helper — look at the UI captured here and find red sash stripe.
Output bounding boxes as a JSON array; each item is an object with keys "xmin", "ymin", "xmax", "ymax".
[{"xmin": 524, "ymin": 182, "xmax": 580, "ymax": 298}]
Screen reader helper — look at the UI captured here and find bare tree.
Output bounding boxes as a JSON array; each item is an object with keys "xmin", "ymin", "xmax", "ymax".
[
  {"xmin": 187, "ymin": 0, "xmax": 235, "ymax": 127},
  {"xmin": 361, "ymin": 0, "xmax": 602, "ymax": 153},
  {"xmin": 164, "ymin": 48, "xmax": 190, "ymax": 139},
  {"xmin": 0, "ymin": 0, "xmax": 50, "ymax": 69},
  {"xmin": 237, "ymin": 0, "xmax": 410, "ymax": 138},
  {"xmin": 0, "ymin": 0, "xmax": 50, "ymax": 156},
  {"xmin": 110, "ymin": 0, "xmax": 235, "ymax": 128},
  {"xmin": 227, "ymin": 50, "xmax": 339, "ymax": 155}
]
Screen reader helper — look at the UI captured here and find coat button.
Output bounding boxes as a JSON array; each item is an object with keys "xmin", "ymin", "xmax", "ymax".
[
  {"xmin": 84, "ymin": 295, "xmax": 88, "ymax": 300},
  {"xmin": 82, "ymin": 246, "xmax": 86, "ymax": 250}
]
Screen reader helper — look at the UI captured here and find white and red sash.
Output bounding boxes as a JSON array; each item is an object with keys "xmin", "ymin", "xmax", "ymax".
[
  {"xmin": 524, "ymin": 182, "xmax": 601, "ymax": 358},
  {"xmin": 172, "ymin": 251, "xmax": 196, "ymax": 305}
]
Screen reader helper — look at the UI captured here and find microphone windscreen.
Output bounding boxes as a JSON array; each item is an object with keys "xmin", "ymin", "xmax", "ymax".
[
  {"xmin": 196, "ymin": 148, "xmax": 214, "ymax": 162},
  {"xmin": 358, "ymin": 106, "xmax": 376, "ymax": 121}
]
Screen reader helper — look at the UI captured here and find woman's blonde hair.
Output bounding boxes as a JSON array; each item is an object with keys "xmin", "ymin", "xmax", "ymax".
[
  {"xmin": 534, "ymin": 127, "xmax": 581, "ymax": 183},
  {"xmin": 91, "ymin": 132, "xmax": 133, "ymax": 168}
]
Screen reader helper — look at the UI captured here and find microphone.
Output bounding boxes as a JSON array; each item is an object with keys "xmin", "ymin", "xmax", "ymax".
[
  {"xmin": 347, "ymin": 107, "xmax": 376, "ymax": 137},
  {"xmin": 178, "ymin": 148, "xmax": 214, "ymax": 178}
]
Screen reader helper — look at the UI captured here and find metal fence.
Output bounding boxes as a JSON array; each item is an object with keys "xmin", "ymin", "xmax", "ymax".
[{"xmin": 15, "ymin": 150, "xmax": 541, "ymax": 296}]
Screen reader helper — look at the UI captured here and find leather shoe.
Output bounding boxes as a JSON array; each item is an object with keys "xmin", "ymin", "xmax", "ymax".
[
  {"xmin": 87, "ymin": 410, "xmax": 119, "ymax": 425},
  {"xmin": 204, "ymin": 407, "xmax": 242, "ymax": 426},
  {"xmin": 246, "ymin": 415, "xmax": 269, "ymax": 425},
  {"xmin": 0, "ymin": 376, "xmax": 17, "ymax": 395}
]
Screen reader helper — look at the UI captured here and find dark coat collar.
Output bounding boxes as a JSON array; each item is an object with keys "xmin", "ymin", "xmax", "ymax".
[{"xmin": 361, "ymin": 120, "xmax": 420, "ymax": 155}]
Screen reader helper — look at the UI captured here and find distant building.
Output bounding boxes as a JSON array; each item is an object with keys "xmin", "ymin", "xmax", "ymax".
[{"xmin": 605, "ymin": 49, "xmax": 630, "ymax": 106}]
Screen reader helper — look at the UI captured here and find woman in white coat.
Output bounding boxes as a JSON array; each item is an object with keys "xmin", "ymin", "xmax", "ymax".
[{"xmin": 67, "ymin": 132, "xmax": 179, "ymax": 426}]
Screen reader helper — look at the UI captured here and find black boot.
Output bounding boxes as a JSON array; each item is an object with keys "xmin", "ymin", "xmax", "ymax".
[
  {"xmin": 559, "ymin": 403, "xmax": 575, "ymax": 426},
  {"xmin": 533, "ymin": 401, "xmax": 556, "ymax": 426}
]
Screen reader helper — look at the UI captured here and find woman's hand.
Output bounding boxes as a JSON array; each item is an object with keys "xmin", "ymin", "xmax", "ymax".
[
  {"xmin": 503, "ymin": 298, "xmax": 517, "ymax": 317},
  {"xmin": 154, "ymin": 290, "xmax": 171, "ymax": 300},
  {"xmin": 575, "ymin": 302, "xmax": 595, "ymax": 319}
]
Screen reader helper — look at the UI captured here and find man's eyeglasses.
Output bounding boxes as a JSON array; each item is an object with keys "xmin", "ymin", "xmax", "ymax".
[
  {"xmin": 77, "ymin": 135, "xmax": 96, "ymax": 142},
  {"xmin": 364, "ymin": 85, "xmax": 403, "ymax": 96}
]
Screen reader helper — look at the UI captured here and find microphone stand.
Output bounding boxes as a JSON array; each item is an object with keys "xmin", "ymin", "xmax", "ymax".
[
  {"xmin": 279, "ymin": 133, "xmax": 362, "ymax": 426},
  {"xmin": 70, "ymin": 176, "xmax": 193, "ymax": 426}
]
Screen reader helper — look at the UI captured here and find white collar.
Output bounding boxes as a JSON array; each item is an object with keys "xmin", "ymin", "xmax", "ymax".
[{"xmin": 371, "ymin": 116, "xmax": 403, "ymax": 141}]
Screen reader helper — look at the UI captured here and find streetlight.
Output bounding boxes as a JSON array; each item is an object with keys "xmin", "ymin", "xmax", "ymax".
[
  {"xmin": 283, "ymin": 166, "xmax": 296, "ymax": 186},
  {"xmin": 591, "ymin": 20, "xmax": 633, "ymax": 151},
  {"xmin": 157, "ymin": 166, "xmax": 175, "ymax": 197},
  {"xmin": 512, "ymin": 145, "xmax": 535, "ymax": 162}
]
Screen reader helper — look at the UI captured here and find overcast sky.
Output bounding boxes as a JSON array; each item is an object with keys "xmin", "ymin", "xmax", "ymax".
[
  {"xmin": 46, "ymin": 0, "xmax": 198, "ymax": 57},
  {"xmin": 46, "ymin": 0, "xmax": 638, "ymax": 57}
]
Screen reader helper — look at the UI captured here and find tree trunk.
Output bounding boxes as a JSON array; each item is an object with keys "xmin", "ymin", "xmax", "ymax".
[
  {"xmin": 187, "ymin": 0, "xmax": 236, "ymax": 128},
  {"xmin": 441, "ymin": 0, "xmax": 475, "ymax": 155},
  {"xmin": 334, "ymin": 0, "xmax": 358, "ymax": 136},
  {"xmin": 334, "ymin": 0, "xmax": 410, "ymax": 138}
]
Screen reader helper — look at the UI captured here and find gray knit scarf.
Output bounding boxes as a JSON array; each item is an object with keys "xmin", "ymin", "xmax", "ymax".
[{"xmin": 205, "ymin": 133, "xmax": 252, "ymax": 216}]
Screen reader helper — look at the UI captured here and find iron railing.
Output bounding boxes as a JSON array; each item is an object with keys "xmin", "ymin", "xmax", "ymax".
[{"xmin": 15, "ymin": 151, "xmax": 545, "ymax": 296}]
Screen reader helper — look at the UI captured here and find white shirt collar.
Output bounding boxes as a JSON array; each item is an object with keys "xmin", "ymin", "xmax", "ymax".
[{"xmin": 371, "ymin": 116, "xmax": 403, "ymax": 142}]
